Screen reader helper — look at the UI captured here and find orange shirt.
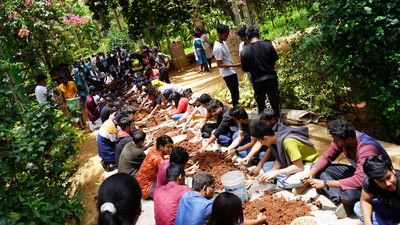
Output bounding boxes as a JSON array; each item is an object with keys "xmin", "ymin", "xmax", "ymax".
[
  {"xmin": 59, "ymin": 81, "xmax": 77, "ymax": 99},
  {"xmin": 136, "ymin": 146, "xmax": 164, "ymax": 199}
]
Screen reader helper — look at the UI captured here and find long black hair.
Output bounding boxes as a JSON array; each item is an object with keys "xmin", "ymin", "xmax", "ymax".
[
  {"xmin": 207, "ymin": 192, "xmax": 244, "ymax": 225},
  {"xmin": 97, "ymin": 173, "xmax": 142, "ymax": 225}
]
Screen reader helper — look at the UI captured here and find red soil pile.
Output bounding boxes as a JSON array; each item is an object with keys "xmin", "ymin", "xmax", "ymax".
[
  {"xmin": 191, "ymin": 151, "xmax": 248, "ymax": 189},
  {"xmin": 152, "ymin": 126, "xmax": 178, "ymax": 139},
  {"xmin": 243, "ymin": 193, "xmax": 312, "ymax": 225},
  {"xmin": 176, "ymin": 140, "xmax": 202, "ymax": 153}
]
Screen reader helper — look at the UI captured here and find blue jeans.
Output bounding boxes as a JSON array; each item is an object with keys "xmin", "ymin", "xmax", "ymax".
[
  {"xmin": 354, "ymin": 199, "xmax": 400, "ymax": 225},
  {"xmin": 171, "ymin": 113, "xmax": 184, "ymax": 121},
  {"xmin": 232, "ymin": 131, "xmax": 252, "ymax": 158},
  {"xmin": 316, "ymin": 164, "xmax": 361, "ymax": 214}
]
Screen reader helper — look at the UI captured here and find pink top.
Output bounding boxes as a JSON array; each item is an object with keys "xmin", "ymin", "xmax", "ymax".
[
  {"xmin": 156, "ymin": 159, "xmax": 170, "ymax": 187},
  {"xmin": 168, "ymin": 97, "xmax": 189, "ymax": 116},
  {"xmin": 153, "ymin": 181, "xmax": 191, "ymax": 225},
  {"xmin": 313, "ymin": 132, "xmax": 379, "ymax": 190}
]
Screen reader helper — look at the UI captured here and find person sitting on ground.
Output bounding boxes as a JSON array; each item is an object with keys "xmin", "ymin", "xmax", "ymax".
[
  {"xmin": 207, "ymin": 192, "xmax": 266, "ymax": 225},
  {"xmin": 244, "ymin": 108, "xmax": 284, "ymax": 173},
  {"xmin": 225, "ymin": 105, "xmax": 255, "ymax": 159},
  {"xmin": 100, "ymin": 96, "xmax": 114, "ymax": 123},
  {"xmin": 136, "ymin": 135, "xmax": 173, "ymax": 199},
  {"xmin": 301, "ymin": 119, "xmax": 390, "ymax": 218},
  {"xmin": 97, "ymin": 113, "xmax": 119, "ymax": 171},
  {"xmin": 118, "ymin": 130, "xmax": 147, "ymax": 177},
  {"xmin": 250, "ymin": 117, "xmax": 319, "ymax": 190},
  {"xmin": 159, "ymin": 83, "xmax": 187, "ymax": 96},
  {"xmin": 97, "ymin": 173, "xmax": 142, "ymax": 225},
  {"xmin": 175, "ymin": 172, "xmax": 215, "ymax": 225},
  {"xmin": 35, "ymin": 72, "xmax": 48, "ymax": 104},
  {"xmin": 200, "ymin": 99, "xmax": 238, "ymax": 151},
  {"xmin": 153, "ymin": 163, "xmax": 191, "ymax": 225},
  {"xmin": 179, "ymin": 93, "xmax": 211, "ymax": 133},
  {"xmin": 167, "ymin": 92, "xmax": 189, "ymax": 121},
  {"xmin": 354, "ymin": 154, "xmax": 400, "ymax": 225},
  {"xmin": 114, "ymin": 117, "xmax": 134, "ymax": 166},
  {"xmin": 157, "ymin": 147, "xmax": 199, "ymax": 187}
]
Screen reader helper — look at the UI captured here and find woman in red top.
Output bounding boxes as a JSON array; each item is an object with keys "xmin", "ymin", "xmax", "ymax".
[{"xmin": 167, "ymin": 92, "xmax": 188, "ymax": 121}]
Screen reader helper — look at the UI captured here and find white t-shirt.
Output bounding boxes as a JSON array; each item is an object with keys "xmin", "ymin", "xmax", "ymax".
[
  {"xmin": 239, "ymin": 41, "xmax": 244, "ymax": 56},
  {"xmin": 213, "ymin": 41, "xmax": 236, "ymax": 77},
  {"xmin": 159, "ymin": 84, "xmax": 185, "ymax": 95},
  {"xmin": 35, "ymin": 85, "xmax": 47, "ymax": 104}
]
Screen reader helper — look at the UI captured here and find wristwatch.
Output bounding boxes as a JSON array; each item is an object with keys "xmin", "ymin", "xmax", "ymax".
[{"xmin": 324, "ymin": 180, "xmax": 329, "ymax": 190}]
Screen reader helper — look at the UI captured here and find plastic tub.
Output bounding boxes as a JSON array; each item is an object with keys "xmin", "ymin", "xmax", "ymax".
[
  {"xmin": 66, "ymin": 97, "xmax": 81, "ymax": 111},
  {"xmin": 221, "ymin": 171, "xmax": 248, "ymax": 202}
]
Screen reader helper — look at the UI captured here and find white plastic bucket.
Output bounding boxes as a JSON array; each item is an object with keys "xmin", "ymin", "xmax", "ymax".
[{"xmin": 221, "ymin": 171, "xmax": 248, "ymax": 202}]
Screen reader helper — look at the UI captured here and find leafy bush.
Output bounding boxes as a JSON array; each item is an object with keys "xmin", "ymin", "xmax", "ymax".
[
  {"xmin": 312, "ymin": 0, "xmax": 400, "ymax": 137},
  {"xmin": 216, "ymin": 76, "xmax": 257, "ymax": 109},
  {"xmin": 278, "ymin": 30, "xmax": 350, "ymax": 118},
  {"xmin": 0, "ymin": 103, "xmax": 84, "ymax": 224}
]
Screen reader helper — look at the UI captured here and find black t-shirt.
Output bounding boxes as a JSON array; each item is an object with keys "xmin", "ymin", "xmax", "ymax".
[
  {"xmin": 241, "ymin": 41, "xmax": 278, "ymax": 81},
  {"xmin": 363, "ymin": 169, "xmax": 400, "ymax": 210}
]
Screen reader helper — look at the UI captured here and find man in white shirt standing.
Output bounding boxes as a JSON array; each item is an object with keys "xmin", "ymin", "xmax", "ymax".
[
  {"xmin": 213, "ymin": 24, "xmax": 241, "ymax": 106},
  {"xmin": 35, "ymin": 73, "xmax": 48, "ymax": 104}
]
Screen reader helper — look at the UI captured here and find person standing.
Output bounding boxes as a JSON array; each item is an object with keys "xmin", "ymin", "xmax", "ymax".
[
  {"xmin": 240, "ymin": 26, "xmax": 280, "ymax": 116},
  {"xmin": 86, "ymin": 86, "xmax": 100, "ymax": 131},
  {"xmin": 35, "ymin": 73, "xmax": 48, "ymax": 104},
  {"xmin": 151, "ymin": 46, "xmax": 171, "ymax": 83},
  {"xmin": 213, "ymin": 24, "xmax": 241, "ymax": 106},
  {"xmin": 192, "ymin": 31, "xmax": 209, "ymax": 73},
  {"xmin": 197, "ymin": 28, "xmax": 213, "ymax": 69}
]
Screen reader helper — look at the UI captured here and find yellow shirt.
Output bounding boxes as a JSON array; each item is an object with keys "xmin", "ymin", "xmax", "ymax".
[
  {"xmin": 283, "ymin": 138, "xmax": 319, "ymax": 164},
  {"xmin": 151, "ymin": 80, "xmax": 166, "ymax": 87},
  {"xmin": 59, "ymin": 81, "xmax": 77, "ymax": 99}
]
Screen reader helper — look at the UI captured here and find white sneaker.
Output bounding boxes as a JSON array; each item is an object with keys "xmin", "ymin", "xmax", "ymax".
[{"xmin": 335, "ymin": 203, "xmax": 347, "ymax": 219}]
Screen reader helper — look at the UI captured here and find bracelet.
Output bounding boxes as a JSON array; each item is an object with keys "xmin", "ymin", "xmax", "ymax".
[
  {"xmin": 324, "ymin": 180, "xmax": 329, "ymax": 190},
  {"xmin": 235, "ymin": 149, "xmax": 240, "ymax": 155}
]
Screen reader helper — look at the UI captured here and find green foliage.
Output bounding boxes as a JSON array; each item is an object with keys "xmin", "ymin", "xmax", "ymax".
[
  {"xmin": 311, "ymin": 0, "xmax": 400, "ymax": 137},
  {"xmin": 259, "ymin": 8, "xmax": 311, "ymax": 40},
  {"xmin": 105, "ymin": 25, "xmax": 138, "ymax": 52},
  {"xmin": 278, "ymin": 30, "xmax": 350, "ymax": 118},
  {"xmin": 216, "ymin": 76, "xmax": 257, "ymax": 109},
  {"xmin": 0, "ymin": 103, "xmax": 84, "ymax": 224}
]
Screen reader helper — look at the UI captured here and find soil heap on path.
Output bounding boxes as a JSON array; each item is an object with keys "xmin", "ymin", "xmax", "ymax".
[
  {"xmin": 243, "ymin": 193, "xmax": 312, "ymax": 225},
  {"xmin": 190, "ymin": 151, "xmax": 248, "ymax": 189}
]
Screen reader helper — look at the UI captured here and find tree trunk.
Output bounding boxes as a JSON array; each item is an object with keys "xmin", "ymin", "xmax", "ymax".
[
  {"xmin": 231, "ymin": 0, "xmax": 242, "ymax": 27},
  {"xmin": 112, "ymin": 8, "xmax": 123, "ymax": 32}
]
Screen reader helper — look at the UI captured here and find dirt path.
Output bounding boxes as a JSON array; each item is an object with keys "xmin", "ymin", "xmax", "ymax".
[{"xmin": 75, "ymin": 63, "xmax": 226, "ymax": 225}]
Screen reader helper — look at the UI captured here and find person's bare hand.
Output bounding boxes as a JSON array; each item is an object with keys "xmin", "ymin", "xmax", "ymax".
[
  {"xmin": 259, "ymin": 170, "xmax": 279, "ymax": 183},
  {"xmin": 249, "ymin": 167, "xmax": 261, "ymax": 176},
  {"xmin": 225, "ymin": 149, "xmax": 235, "ymax": 159},
  {"xmin": 301, "ymin": 174, "xmax": 312, "ymax": 184},
  {"xmin": 256, "ymin": 212, "xmax": 267, "ymax": 224},
  {"xmin": 309, "ymin": 179, "xmax": 325, "ymax": 189},
  {"xmin": 238, "ymin": 157, "xmax": 250, "ymax": 166}
]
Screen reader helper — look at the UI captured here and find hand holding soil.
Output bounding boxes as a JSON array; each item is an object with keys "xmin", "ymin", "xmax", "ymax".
[
  {"xmin": 309, "ymin": 179, "xmax": 325, "ymax": 189},
  {"xmin": 260, "ymin": 170, "xmax": 280, "ymax": 183}
]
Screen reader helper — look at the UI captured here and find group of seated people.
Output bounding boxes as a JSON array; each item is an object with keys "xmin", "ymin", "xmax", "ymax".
[{"xmin": 92, "ymin": 69, "xmax": 399, "ymax": 225}]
